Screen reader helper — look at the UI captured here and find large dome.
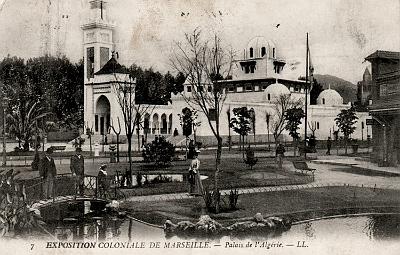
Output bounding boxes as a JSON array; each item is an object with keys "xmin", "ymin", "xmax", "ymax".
[
  {"xmin": 245, "ymin": 36, "xmax": 277, "ymax": 59},
  {"xmin": 317, "ymin": 89, "xmax": 343, "ymax": 106},
  {"xmin": 264, "ymin": 81, "xmax": 290, "ymax": 101}
]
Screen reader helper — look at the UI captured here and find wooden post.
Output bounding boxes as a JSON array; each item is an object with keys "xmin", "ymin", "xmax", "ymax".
[
  {"xmin": 304, "ymin": 33, "xmax": 309, "ymax": 160},
  {"xmin": 95, "ymin": 176, "xmax": 98, "ymax": 198},
  {"xmin": 53, "ymin": 178, "xmax": 56, "ymax": 203}
]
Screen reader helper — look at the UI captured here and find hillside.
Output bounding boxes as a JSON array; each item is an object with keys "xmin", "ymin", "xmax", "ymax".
[{"xmin": 313, "ymin": 74, "xmax": 357, "ymax": 104}]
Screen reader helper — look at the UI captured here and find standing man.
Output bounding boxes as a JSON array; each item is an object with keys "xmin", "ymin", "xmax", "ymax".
[
  {"xmin": 70, "ymin": 147, "xmax": 85, "ymax": 195},
  {"xmin": 39, "ymin": 148, "xmax": 57, "ymax": 198},
  {"xmin": 326, "ymin": 137, "xmax": 332, "ymax": 155},
  {"xmin": 276, "ymin": 143, "xmax": 286, "ymax": 170}
]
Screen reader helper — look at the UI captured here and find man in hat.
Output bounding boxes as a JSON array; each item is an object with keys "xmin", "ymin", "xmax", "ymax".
[
  {"xmin": 70, "ymin": 147, "xmax": 85, "ymax": 195},
  {"xmin": 39, "ymin": 148, "xmax": 57, "ymax": 198}
]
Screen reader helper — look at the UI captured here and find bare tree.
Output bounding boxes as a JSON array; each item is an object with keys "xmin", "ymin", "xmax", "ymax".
[
  {"xmin": 308, "ymin": 121, "xmax": 317, "ymax": 137},
  {"xmin": 271, "ymin": 94, "xmax": 303, "ymax": 149},
  {"xmin": 112, "ymin": 73, "xmax": 152, "ymax": 187},
  {"xmin": 110, "ymin": 117, "xmax": 121, "ymax": 162},
  {"xmin": 171, "ymin": 29, "xmax": 233, "ymax": 213}
]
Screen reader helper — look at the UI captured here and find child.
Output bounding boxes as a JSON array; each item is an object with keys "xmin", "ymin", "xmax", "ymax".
[{"xmin": 98, "ymin": 164, "xmax": 108, "ymax": 197}]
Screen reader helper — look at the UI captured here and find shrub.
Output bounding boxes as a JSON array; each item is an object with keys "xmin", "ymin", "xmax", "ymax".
[
  {"xmin": 244, "ymin": 147, "xmax": 258, "ymax": 170},
  {"xmin": 72, "ymin": 137, "xmax": 85, "ymax": 148},
  {"xmin": 151, "ymin": 174, "xmax": 173, "ymax": 184},
  {"xmin": 204, "ymin": 188, "xmax": 221, "ymax": 213},
  {"xmin": 136, "ymin": 172, "xmax": 143, "ymax": 187},
  {"xmin": 142, "ymin": 136, "xmax": 175, "ymax": 166}
]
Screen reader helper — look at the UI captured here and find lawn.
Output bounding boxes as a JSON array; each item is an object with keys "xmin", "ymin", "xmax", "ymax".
[
  {"xmin": 121, "ymin": 186, "xmax": 400, "ymax": 226},
  {"xmin": 118, "ymin": 156, "xmax": 312, "ymax": 197}
]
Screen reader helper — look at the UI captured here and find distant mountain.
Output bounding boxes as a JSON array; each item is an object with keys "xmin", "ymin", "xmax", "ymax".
[{"xmin": 313, "ymin": 74, "xmax": 357, "ymax": 104}]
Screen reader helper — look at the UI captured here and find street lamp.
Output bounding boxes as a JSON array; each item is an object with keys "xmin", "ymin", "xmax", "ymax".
[{"xmin": 2, "ymin": 97, "xmax": 9, "ymax": 166}]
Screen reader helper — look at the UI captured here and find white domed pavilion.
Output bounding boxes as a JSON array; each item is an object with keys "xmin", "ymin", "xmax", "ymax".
[
  {"xmin": 317, "ymin": 88, "xmax": 343, "ymax": 106},
  {"xmin": 264, "ymin": 81, "xmax": 290, "ymax": 101}
]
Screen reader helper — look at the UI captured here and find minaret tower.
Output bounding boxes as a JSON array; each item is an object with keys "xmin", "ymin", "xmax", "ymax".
[
  {"xmin": 81, "ymin": 0, "xmax": 115, "ymax": 83},
  {"xmin": 82, "ymin": 0, "xmax": 115, "ymax": 132}
]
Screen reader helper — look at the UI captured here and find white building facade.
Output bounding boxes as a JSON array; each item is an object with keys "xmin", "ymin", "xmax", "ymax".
[{"xmin": 82, "ymin": 1, "xmax": 369, "ymax": 147}]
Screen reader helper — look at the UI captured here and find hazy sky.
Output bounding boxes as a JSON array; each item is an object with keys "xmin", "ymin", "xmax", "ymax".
[{"xmin": 0, "ymin": 0, "xmax": 399, "ymax": 83}]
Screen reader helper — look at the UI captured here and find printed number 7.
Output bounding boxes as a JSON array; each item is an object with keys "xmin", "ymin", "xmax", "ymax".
[{"xmin": 30, "ymin": 244, "xmax": 35, "ymax": 250}]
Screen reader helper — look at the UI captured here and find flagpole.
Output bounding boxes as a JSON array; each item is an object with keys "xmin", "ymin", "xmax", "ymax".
[{"xmin": 304, "ymin": 33, "xmax": 309, "ymax": 160}]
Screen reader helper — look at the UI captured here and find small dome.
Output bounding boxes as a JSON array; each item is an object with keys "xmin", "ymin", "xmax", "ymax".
[
  {"xmin": 245, "ymin": 36, "xmax": 277, "ymax": 59},
  {"xmin": 264, "ymin": 81, "xmax": 290, "ymax": 101},
  {"xmin": 317, "ymin": 89, "xmax": 343, "ymax": 106}
]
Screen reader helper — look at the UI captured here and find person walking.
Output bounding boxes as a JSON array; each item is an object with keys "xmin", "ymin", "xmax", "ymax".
[
  {"xmin": 188, "ymin": 151, "xmax": 203, "ymax": 196},
  {"xmin": 276, "ymin": 143, "xmax": 286, "ymax": 170},
  {"xmin": 326, "ymin": 137, "xmax": 332, "ymax": 155},
  {"xmin": 70, "ymin": 147, "xmax": 85, "ymax": 195},
  {"xmin": 39, "ymin": 148, "xmax": 57, "ymax": 198}
]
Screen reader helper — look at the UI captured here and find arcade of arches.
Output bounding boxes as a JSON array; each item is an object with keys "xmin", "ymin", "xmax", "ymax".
[
  {"xmin": 94, "ymin": 96, "xmax": 174, "ymax": 136},
  {"xmin": 144, "ymin": 113, "xmax": 173, "ymax": 135}
]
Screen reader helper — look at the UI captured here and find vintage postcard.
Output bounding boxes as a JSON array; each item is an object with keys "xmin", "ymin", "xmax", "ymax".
[{"xmin": 0, "ymin": 0, "xmax": 399, "ymax": 254}]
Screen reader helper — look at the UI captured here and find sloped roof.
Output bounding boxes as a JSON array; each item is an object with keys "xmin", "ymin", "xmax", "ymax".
[
  {"xmin": 376, "ymin": 70, "xmax": 400, "ymax": 81},
  {"xmin": 369, "ymin": 95, "xmax": 400, "ymax": 113},
  {"xmin": 365, "ymin": 50, "xmax": 400, "ymax": 61},
  {"xmin": 94, "ymin": 57, "xmax": 129, "ymax": 75}
]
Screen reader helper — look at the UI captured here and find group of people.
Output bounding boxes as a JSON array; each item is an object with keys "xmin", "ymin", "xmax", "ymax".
[
  {"xmin": 36, "ymin": 147, "xmax": 109, "ymax": 198},
  {"xmin": 37, "ymin": 136, "xmax": 334, "ymax": 199}
]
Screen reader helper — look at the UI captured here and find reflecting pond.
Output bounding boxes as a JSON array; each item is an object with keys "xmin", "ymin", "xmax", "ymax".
[
  {"xmin": 46, "ymin": 213, "xmax": 400, "ymax": 244},
  {"xmin": 13, "ymin": 211, "xmax": 397, "ymax": 255}
]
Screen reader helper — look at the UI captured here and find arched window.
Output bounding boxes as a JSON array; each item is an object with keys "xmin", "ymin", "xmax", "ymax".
[
  {"xmin": 144, "ymin": 113, "xmax": 150, "ymax": 134},
  {"xmin": 249, "ymin": 47, "xmax": 254, "ymax": 58},
  {"xmin": 161, "ymin": 114, "xmax": 167, "ymax": 134},
  {"xmin": 268, "ymin": 93, "xmax": 271, "ymax": 101},
  {"xmin": 317, "ymin": 122, "xmax": 320, "ymax": 129},
  {"xmin": 322, "ymin": 98, "xmax": 325, "ymax": 104},
  {"xmin": 152, "ymin": 113, "xmax": 159, "ymax": 134},
  {"xmin": 168, "ymin": 114, "xmax": 173, "ymax": 134},
  {"xmin": 95, "ymin": 95, "xmax": 110, "ymax": 135},
  {"xmin": 261, "ymin": 47, "xmax": 266, "ymax": 57}
]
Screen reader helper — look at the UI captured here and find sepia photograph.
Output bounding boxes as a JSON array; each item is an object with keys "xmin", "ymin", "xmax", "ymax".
[{"xmin": 0, "ymin": 0, "xmax": 399, "ymax": 254}]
